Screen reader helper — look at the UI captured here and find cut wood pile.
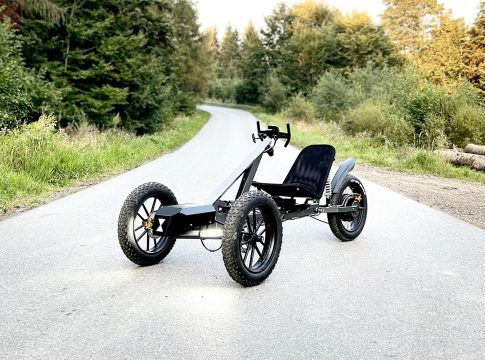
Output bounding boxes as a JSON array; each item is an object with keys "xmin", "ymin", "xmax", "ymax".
[{"xmin": 437, "ymin": 144, "xmax": 485, "ymax": 172}]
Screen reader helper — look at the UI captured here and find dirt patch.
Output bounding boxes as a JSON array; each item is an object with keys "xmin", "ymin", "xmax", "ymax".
[{"xmin": 351, "ymin": 163, "xmax": 485, "ymax": 230}]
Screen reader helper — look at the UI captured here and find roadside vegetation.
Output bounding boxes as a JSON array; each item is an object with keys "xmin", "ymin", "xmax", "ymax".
[
  {"xmin": 206, "ymin": 0, "xmax": 485, "ymax": 179},
  {"xmin": 255, "ymin": 112, "xmax": 485, "ymax": 183},
  {"xmin": 0, "ymin": 111, "xmax": 209, "ymax": 214}
]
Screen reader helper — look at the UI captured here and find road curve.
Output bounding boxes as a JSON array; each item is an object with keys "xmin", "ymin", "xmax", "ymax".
[{"xmin": 1, "ymin": 106, "xmax": 484, "ymax": 360}]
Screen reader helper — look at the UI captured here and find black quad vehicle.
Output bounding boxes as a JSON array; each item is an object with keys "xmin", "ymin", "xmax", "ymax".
[{"xmin": 118, "ymin": 121, "xmax": 367, "ymax": 287}]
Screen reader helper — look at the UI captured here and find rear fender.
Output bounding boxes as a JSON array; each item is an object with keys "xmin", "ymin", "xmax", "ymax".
[{"xmin": 331, "ymin": 158, "xmax": 355, "ymax": 194}]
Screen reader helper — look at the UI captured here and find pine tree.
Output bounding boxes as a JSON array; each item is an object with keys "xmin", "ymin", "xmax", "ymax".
[
  {"xmin": 236, "ymin": 21, "xmax": 267, "ymax": 104},
  {"xmin": 20, "ymin": 0, "xmax": 183, "ymax": 133},
  {"xmin": 172, "ymin": 0, "xmax": 208, "ymax": 97},
  {"xmin": 218, "ymin": 25, "xmax": 241, "ymax": 79}
]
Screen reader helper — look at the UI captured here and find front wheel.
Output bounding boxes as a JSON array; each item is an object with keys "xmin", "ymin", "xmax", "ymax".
[
  {"xmin": 118, "ymin": 182, "xmax": 178, "ymax": 266},
  {"xmin": 328, "ymin": 174, "xmax": 367, "ymax": 242},
  {"xmin": 222, "ymin": 191, "xmax": 283, "ymax": 287}
]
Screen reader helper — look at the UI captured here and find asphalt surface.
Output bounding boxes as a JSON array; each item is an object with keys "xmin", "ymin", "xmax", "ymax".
[{"xmin": 1, "ymin": 106, "xmax": 484, "ymax": 360}]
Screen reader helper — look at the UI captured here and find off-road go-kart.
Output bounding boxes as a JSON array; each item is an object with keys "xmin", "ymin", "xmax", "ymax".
[{"xmin": 118, "ymin": 121, "xmax": 367, "ymax": 286}]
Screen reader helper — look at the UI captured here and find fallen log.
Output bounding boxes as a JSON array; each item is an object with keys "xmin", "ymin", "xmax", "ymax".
[
  {"xmin": 464, "ymin": 144, "xmax": 485, "ymax": 156},
  {"xmin": 437, "ymin": 150, "xmax": 485, "ymax": 172}
]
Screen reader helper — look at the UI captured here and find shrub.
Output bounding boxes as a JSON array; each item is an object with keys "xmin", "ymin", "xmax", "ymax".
[
  {"xmin": 448, "ymin": 104, "xmax": 485, "ymax": 147},
  {"xmin": 417, "ymin": 113, "xmax": 448, "ymax": 150},
  {"xmin": 208, "ymin": 78, "xmax": 242, "ymax": 102},
  {"xmin": 405, "ymin": 84, "xmax": 446, "ymax": 132},
  {"xmin": 344, "ymin": 100, "xmax": 413, "ymax": 145},
  {"xmin": 262, "ymin": 74, "xmax": 288, "ymax": 113},
  {"xmin": 0, "ymin": 20, "xmax": 35, "ymax": 131},
  {"xmin": 235, "ymin": 79, "xmax": 261, "ymax": 105},
  {"xmin": 282, "ymin": 93, "xmax": 315, "ymax": 122},
  {"xmin": 312, "ymin": 71, "xmax": 353, "ymax": 121}
]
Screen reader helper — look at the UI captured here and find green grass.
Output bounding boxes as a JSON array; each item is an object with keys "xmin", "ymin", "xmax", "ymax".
[
  {"xmin": 0, "ymin": 110, "xmax": 210, "ymax": 214},
  {"xmin": 254, "ymin": 112, "xmax": 485, "ymax": 183}
]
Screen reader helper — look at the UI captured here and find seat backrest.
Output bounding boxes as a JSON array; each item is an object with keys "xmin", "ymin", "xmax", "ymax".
[{"xmin": 283, "ymin": 144, "xmax": 335, "ymax": 199}]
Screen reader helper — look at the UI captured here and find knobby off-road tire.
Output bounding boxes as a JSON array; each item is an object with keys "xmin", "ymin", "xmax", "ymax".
[
  {"xmin": 222, "ymin": 191, "xmax": 283, "ymax": 287},
  {"xmin": 118, "ymin": 182, "xmax": 178, "ymax": 266},
  {"xmin": 328, "ymin": 174, "xmax": 367, "ymax": 242}
]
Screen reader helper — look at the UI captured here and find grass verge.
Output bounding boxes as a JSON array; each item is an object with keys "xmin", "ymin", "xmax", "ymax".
[
  {"xmin": 254, "ymin": 112, "xmax": 485, "ymax": 183},
  {"xmin": 0, "ymin": 110, "xmax": 210, "ymax": 214}
]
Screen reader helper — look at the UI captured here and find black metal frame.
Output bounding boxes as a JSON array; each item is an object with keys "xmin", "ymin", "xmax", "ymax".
[{"xmin": 151, "ymin": 122, "xmax": 362, "ymax": 239}]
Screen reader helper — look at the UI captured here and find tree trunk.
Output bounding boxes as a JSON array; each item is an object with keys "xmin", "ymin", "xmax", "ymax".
[
  {"xmin": 437, "ymin": 150, "xmax": 485, "ymax": 172},
  {"xmin": 464, "ymin": 144, "xmax": 485, "ymax": 156}
]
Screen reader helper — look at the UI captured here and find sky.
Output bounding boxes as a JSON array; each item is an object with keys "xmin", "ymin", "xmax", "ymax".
[{"xmin": 196, "ymin": 0, "xmax": 482, "ymax": 34}]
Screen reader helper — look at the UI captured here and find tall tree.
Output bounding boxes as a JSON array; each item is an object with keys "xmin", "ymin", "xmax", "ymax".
[
  {"xmin": 466, "ymin": 1, "xmax": 485, "ymax": 95},
  {"xmin": 236, "ymin": 21, "xmax": 267, "ymax": 104},
  {"xmin": 172, "ymin": 0, "xmax": 208, "ymax": 96},
  {"xmin": 261, "ymin": 2, "xmax": 293, "ymax": 70},
  {"xmin": 417, "ymin": 10, "xmax": 468, "ymax": 88},
  {"xmin": 20, "ymin": 0, "xmax": 182, "ymax": 133},
  {"xmin": 286, "ymin": 0, "xmax": 338, "ymax": 92},
  {"xmin": 198, "ymin": 26, "xmax": 219, "ymax": 97},
  {"xmin": 334, "ymin": 11, "xmax": 400, "ymax": 73},
  {"xmin": 382, "ymin": 0, "xmax": 444, "ymax": 56},
  {"xmin": 218, "ymin": 24, "xmax": 241, "ymax": 79}
]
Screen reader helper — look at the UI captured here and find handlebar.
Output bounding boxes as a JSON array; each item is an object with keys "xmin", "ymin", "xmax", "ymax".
[{"xmin": 252, "ymin": 121, "xmax": 291, "ymax": 148}]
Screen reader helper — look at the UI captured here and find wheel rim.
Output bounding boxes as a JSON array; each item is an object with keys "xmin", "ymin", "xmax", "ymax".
[
  {"xmin": 239, "ymin": 205, "xmax": 277, "ymax": 274},
  {"xmin": 133, "ymin": 196, "xmax": 172, "ymax": 254},
  {"xmin": 338, "ymin": 183, "xmax": 366, "ymax": 232}
]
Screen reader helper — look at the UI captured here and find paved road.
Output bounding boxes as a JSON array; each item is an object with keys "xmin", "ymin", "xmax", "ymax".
[{"xmin": 1, "ymin": 106, "xmax": 484, "ymax": 360}]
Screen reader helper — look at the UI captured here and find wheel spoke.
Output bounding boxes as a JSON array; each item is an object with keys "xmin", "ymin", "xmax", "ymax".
[
  {"xmin": 258, "ymin": 238, "xmax": 267, "ymax": 250},
  {"xmin": 252, "ymin": 210, "xmax": 257, "ymax": 230},
  {"xmin": 254, "ymin": 244, "xmax": 263, "ymax": 258},
  {"xmin": 134, "ymin": 224, "xmax": 144, "ymax": 231},
  {"xmin": 243, "ymin": 244, "xmax": 251, "ymax": 262},
  {"xmin": 258, "ymin": 227, "xmax": 266, "ymax": 236},
  {"xmin": 150, "ymin": 198, "xmax": 157, "ymax": 213},
  {"xmin": 142, "ymin": 203, "xmax": 150, "ymax": 217},
  {"xmin": 246, "ymin": 216, "xmax": 253, "ymax": 234},
  {"xmin": 249, "ymin": 245, "xmax": 255, "ymax": 268},
  {"xmin": 136, "ymin": 229, "xmax": 147, "ymax": 242},
  {"xmin": 146, "ymin": 233, "xmax": 150, "ymax": 251},
  {"xmin": 255, "ymin": 217, "xmax": 263, "ymax": 232},
  {"xmin": 136, "ymin": 213, "xmax": 146, "ymax": 221}
]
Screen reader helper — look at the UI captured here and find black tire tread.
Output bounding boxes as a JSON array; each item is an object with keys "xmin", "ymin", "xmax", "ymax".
[
  {"xmin": 222, "ymin": 190, "xmax": 282, "ymax": 287},
  {"xmin": 118, "ymin": 182, "xmax": 177, "ymax": 266},
  {"xmin": 328, "ymin": 174, "xmax": 367, "ymax": 242}
]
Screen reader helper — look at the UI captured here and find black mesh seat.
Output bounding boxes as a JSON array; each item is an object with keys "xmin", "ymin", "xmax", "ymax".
[{"xmin": 253, "ymin": 144, "xmax": 335, "ymax": 199}]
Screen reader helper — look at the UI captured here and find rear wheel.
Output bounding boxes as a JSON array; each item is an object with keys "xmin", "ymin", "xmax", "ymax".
[
  {"xmin": 222, "ymin": 191, "xmax": 282, "ymax": 287},
  {"xmin": 328, "ymin": 175, "xmax": 367, "ymax": 241},
  {"xmin": 118, "ymin": 182, "xmax": 178, "ymax": 266}
]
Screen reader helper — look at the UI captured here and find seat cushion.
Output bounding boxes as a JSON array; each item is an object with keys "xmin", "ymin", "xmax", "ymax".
[{"xmin": 252, "ymin": 182, "xmax": 315, "ymax": 198}]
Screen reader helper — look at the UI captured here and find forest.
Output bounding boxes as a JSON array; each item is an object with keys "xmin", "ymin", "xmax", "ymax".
[
  {"xmin": 1, "ymin": 0, "xmax": 485, "ymax": 213},
  {"xmin": 1, "ymin": 0, "xmax": 484, "ymax": 147},
  {"xmin": 208, "ymin": 0, "xmax": 485, "ymax": 149}
]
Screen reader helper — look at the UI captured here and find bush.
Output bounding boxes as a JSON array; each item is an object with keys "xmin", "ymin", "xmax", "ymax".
[
  {"xmin": 282, "ymin": 93, "xmax": 315, "ymax": 122},
  {"xmin": 448, "ymin": 104, "xmax": 485, "ymax": 147},
  {"xmin": 0, "ymin": 20, "xmax": 35, "ymax": 131},
  {"xmin": 262, "ymin": 74, "xmax": 288, "ymax": 113},
  {"xmin": 235, "ymin": 79, "xmax": 261, "ymax": 104},
  {"xmin": 344, "ymin": 100, "xmax": 413, "ymax": 145},
  {"xmin": 312, "ymin": 71, "xmax": 353, "ymax": 121},
  {"xmin": 405, "ymin": 84, "xmax": 446, "ymax": 132},
  {"xmin": 208, "ymin": 78, "xmax": 242, "ymax": 102},
  {"xmin": 417, "ymin": 113, "xmax": 447, "ymax": 150}
]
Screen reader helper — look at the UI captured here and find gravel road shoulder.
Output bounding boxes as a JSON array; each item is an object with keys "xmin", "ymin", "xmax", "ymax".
[{"xmin": 351, "ymin": 163, "xmax": 485, "ymax": 230}]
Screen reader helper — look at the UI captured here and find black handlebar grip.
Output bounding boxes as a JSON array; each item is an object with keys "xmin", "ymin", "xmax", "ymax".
[{"xmin": 284, "ymin": 123, "xmax": 291, "ymax": 147}]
